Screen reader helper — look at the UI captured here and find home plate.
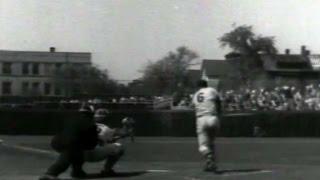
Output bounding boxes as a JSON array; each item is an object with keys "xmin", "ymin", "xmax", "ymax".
[{"xmin": 146, "ymin": 169, "xmax": 172, "ymax": 173}]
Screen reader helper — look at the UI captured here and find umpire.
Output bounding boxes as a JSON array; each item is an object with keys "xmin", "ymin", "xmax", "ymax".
[{"xmin": 39, "ymin": 103, "xmax": 98, "ymax": 180}]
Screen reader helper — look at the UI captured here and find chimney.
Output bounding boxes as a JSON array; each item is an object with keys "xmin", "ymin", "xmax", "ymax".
[
  {"xmin": 301, "ymin": 45, "xmax": 306, "ymax": 55},
  {"xmin": 285, "ymin": 49, "xmax": 290, "ymax": 55},
  {"xmin": 50, "ymin": 47, "xmax": 56, "ymax": 53}
]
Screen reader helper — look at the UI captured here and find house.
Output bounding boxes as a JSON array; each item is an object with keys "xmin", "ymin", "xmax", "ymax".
[
  {"xmin": 260, "ymin": 47, "xmax": 320, "ymax": 84},
  {"xmin": 200, "ymin": 59, "xmax": 230, "ymax": 89},
  {"xmin": 200, "ymin": 45, "xmax": 320, "ymax": 90},
  {"xmin": 0, "ymin": 47, "xmax": 91, "ymax": 97},
  {"xmin": 224, "ymin": 46, "xmax": 320, "ymax": 89}
]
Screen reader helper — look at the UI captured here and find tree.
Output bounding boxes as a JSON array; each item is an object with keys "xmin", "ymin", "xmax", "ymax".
[
  {"xmin": 219, "ymin": 25, "xmax": 277, "ymax": 56},
  {"xmin": 219, "ymin": 25, "xmax": 278, "ymax": 87},
  {"xmin": 141, "ymin": 46, "xmax": 198, "ymax": 95},
  {"xmin": 54, "ymin": 64, "xmax": 118, "ymax": 97}
]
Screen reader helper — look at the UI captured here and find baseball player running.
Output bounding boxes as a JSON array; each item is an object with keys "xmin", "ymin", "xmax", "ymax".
[{"xmin": 192, "ymin": 80, "xmax": 222, "ymax": 173}]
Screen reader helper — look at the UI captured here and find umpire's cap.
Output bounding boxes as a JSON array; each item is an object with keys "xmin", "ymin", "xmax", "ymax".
[{"xmin": 94, "ymin": 108, "xmax": 110, "ymax": 118}]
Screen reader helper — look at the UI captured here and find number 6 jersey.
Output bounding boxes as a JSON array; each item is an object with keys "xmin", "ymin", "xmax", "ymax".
[{"xmin": 192, "ymin": 87, "xmax": 219, "ymax": 117}]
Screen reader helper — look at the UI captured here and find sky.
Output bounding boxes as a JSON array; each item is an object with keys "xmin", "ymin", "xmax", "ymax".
[{"xmin": 1, "ymin": 0, "xmax": 320, "ymax": 82}]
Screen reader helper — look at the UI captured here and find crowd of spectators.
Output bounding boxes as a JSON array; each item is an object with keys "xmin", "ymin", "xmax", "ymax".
[
  {"xmin": 7, "ymin": 85, "xmax": 320, "ymax": 112},
  {"xmin": 70, "ymin": 96, "xmax": 154, "ymax": 104},
  {"xmin": 222, "ymin": 84, "xmax": 320, "ymax": 112},
  {"xmin": 0, "ymin": 96, "xmax": 166, "ymax": 110},
  {"xmin": 170, "ymin": 84, "xmax": 320, "ymax": 112}
]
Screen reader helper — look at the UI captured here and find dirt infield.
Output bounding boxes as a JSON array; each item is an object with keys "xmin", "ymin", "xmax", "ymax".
[{"xmin": 1, "ymin": 136, "xmax": 320, "ymax": 179}]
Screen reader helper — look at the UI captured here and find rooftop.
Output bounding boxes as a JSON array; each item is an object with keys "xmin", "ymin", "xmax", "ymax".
[
  {"xmin": 260, "ymin": 54, "xmax": 313, "ymax": 71},
  {"xmin": 0, "ymin": 49, "xmax": 91, "ymax": 63},
  {"xmin": 201, "ymin": 59, "xmax": 230, "ymax": 77}
]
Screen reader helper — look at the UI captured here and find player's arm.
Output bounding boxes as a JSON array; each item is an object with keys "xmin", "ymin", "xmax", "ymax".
[
  {"xmin": 211, "ymin": 90, "xmax": 222, "ymax": 116},
  {"xmin": 215, "ymin": 95, "xmax": 222, "ymax": 116}
]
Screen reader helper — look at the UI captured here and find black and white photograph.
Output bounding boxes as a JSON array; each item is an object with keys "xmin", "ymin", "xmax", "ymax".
[{"xmin": 1, "ymin": 0, "xmax": 320, "ymax": 179}]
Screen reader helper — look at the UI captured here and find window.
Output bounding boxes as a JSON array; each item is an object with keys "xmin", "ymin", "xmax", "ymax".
[
  {"xmin": 44, "ymin": 83, "xmax": 51, "ymax": 95},
  {"xmin": 22, "ymin": 82, "xmax": 29, "ymax": 92},
  {"xmin": 22, "ymin": 63, "xmax": 29, "ymax": 75},
  {"xmin": 3, "ymin": 62, "xmax": 12, "ymax": 74},
  {"xmin": 54, "ymin": 87, "xmax": 61, "ymax": 96},
  {"xmin": 32, "ymin": 82, "xmax": 39, "ymax": 91},
  {"xmin": 2, "ymin": 82, "xmax": 11, "ymax": 95},
  {"xmin": 43, "ymin": 64, "xmax": 52, "ymax": 75},
  {"xmin": 55, "ymin": 63, "xmax": 62, "ymax": 69},
  {"xmin": 32, "ymin": 63, "xmax": 39, "ymax": 75}
]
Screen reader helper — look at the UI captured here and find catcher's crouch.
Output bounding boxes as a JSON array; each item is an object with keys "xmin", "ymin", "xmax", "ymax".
[{"xmin": 84, "ymin": 108, "xmax": 128, "ymax": 176}]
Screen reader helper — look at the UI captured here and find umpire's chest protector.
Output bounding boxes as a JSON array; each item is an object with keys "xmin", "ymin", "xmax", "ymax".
[{"xmin": 51, "ymin": 114, "xmax": 98, "ymax": 151}]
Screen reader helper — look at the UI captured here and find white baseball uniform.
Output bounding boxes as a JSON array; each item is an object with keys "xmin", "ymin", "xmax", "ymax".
[
  {"xmin": 84, "ymin": 123, "xmax": 123, "ymax": 162},
  {"xmin": 192, "ymin": 87, "xmax": 220, "ymax": 157}
]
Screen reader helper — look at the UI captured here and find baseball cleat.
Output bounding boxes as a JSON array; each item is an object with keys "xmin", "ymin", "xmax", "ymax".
[{"xmin": 204, "ymin": 158, "xmax": 219, "ymax": 173}]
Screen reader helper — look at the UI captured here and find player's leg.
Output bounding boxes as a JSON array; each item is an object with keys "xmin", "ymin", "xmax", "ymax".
[
  {"xmin": 84, "ymin": 147, "xmax": 109, "ymax": 162},
  {"xmin": 70, "ymin": 149, "xmax": 86, "ymax": 178},
  {"xmin": 84, "ymin": 143, "xmax": 124, "ymax": 175},
  {"xmin": 197, "ymin": 116, "xmax": 215, "ymax": 172},
  {"xmin": 207, "ymin": 116, "xmax": 219, "ymax": 163},
  {"xmin": 39, "ymin": 152, "xmax": 71, "ymax": 180},
  {"xmin": 206, "ymin": 125, "xmax": 218, "ymax": 171},
  {"xmin": 197, "ymin": 116, "xmax": 219, "ymax": 172},
  {"xmin": 101, "ymin": 143, "xmax": 125, "ymax": 175}
]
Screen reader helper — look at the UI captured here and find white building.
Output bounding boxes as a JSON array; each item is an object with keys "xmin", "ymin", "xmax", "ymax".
[{"xmin": 0, "ymin": 47, "xmax": 91, "ymax": 97}]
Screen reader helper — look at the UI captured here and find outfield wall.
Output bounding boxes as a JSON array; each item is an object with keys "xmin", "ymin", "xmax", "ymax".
[{"xmin": 1, "ymin": 109, "xmax": 320, "ymax": 137}]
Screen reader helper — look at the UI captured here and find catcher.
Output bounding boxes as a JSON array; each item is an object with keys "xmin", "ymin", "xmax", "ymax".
[{"xmin": 83, "ymin": 108, "xmax": 128, "ymax": 176}]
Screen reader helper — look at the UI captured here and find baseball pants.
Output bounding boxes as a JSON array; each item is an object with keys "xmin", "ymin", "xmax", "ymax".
[{"xmin": 196, "ymin": 115, "xmax": 219, "ymax": 157}]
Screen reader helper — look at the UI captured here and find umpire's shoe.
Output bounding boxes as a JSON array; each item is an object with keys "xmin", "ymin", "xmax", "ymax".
[{"xmin": 71, "ymin": 170, "xmax": 87, "ymax": 179}]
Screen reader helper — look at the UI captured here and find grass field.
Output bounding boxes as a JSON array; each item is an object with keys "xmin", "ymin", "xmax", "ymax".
[{"xmin": 1, "ymin": 136, "xmax": 320, "ymax": 180}]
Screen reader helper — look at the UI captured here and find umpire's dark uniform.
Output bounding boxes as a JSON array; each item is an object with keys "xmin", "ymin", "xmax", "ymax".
[{"xmin": 43, "ymin": 105, "xmax": 98, "ymax": 178}]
